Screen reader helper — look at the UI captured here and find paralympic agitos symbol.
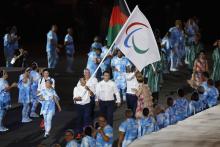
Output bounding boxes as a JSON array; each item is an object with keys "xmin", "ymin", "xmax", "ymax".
[{"xmin": 124, "ymin": 22, "xmax": 149, "ymax": 54}]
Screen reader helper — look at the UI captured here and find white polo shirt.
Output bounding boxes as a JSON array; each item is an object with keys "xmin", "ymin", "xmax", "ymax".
[
  {"xmin": 96, "ymin": 80, "xmax": 121, "ymax": 103},
  {"xmin": 126, "ymin": 72, "xmax": 138, "ymax": 95},
  {"xmin": 77, "ymin": 77, "xmax": 98, "ymax": 93},
  {"xmin": 73, "ymin": 85, "xmax": 91, "ymax": 105}
]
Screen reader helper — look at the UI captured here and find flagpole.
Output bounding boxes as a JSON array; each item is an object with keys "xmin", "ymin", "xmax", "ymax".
[{"xmin": 123, "ymin": 0, "xmax": 131, "ymax": 14}]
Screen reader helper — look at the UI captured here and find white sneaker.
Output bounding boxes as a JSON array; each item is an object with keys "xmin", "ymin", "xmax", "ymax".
[
  {"xmin": 22, "ymin": 118, "xmax": 32, "ymax": 123},
  {"xmin": 0, "ymin": 126, "xmax": 9, "ymax": 132},
  {"xmin": 44, "ymin": 132, "xmax": 49, "ymax": 138},
  {"xmin": 30, "ymin": 112, "xmax": 39, "ymax": 118},
  {"xmin": 122, "ymin": 96, "xmax": 126, "ymax": 102},
  {"xmin": 184, "ymin": 59, "xmax": 189, "ymax": 64},
  {"xmin": 170, "ymin": 68, "xmax": 178, "ymax": 72}
]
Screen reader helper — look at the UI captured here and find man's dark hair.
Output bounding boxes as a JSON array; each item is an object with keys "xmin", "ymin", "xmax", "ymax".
[
  {"xmin": 142, "ymin": 108, "xmax": 149, "ymax": 117},
  {"xmin": 177, "ymin": 88, "xmax": 185, "ymax": 97},
  {"xmin": 207, "ymin": 79, "xmax": 214, "ymax": 86},
  {"xmin": 43, "ymin": 68, "xmax": 49, "ymax": 73},
  {"xmin": 103, "ymin": 70, "xmax": 110, "ymax": 75},
  {"xmin": 84, "ymin": 126, "xmax": 93, "ymax": 136},
  {"xmin": 99, "ymin": 113, "xmax": 107, "ymax": 120},
  {"xmin": 197, "ymin": 86, "xmax": 205, "ymax": 94},
  {"xmin": 191, "ymin": 91, "xmax": 199, "ymax": 101},
  {"xmin": 167, "ymin": 97, "xmax": 174, "ymax": 106},
  {"xmin": 31, "ymin": 62, "xmax": 38, "ymax": 70},
  {"xmin": 202, "ymin": 72, "xmax": 209, "ymax": 79},
  {"xmin": 125, "ymin": 109, "xmax": 133, "ymax": 118}
]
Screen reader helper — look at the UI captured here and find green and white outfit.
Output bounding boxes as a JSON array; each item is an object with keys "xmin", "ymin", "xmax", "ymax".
[{"xmin": 211, "ymin": 48, "xmax": 220, "ymax": 81}]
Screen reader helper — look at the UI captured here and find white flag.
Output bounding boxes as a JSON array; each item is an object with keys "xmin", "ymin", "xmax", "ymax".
[{"xmin": 115, "ymin": 6, "xmax": 161, "ymax": 71}]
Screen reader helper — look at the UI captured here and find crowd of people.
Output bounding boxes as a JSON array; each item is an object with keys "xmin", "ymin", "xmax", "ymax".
[{"xmin": 1, "ymin": 16, "xmax": 220, "ymax": 147}]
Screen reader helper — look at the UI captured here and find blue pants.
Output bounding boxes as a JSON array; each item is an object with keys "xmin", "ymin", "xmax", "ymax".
[
  {"xmin": 75, "ymin": 103, "xmax": 91, "ymax": 133},
  {"xmin": 126, "ymin": 93, "xmax": 138, "ymax": 117},
  {"xmin": 31, "ymin": 100, "xmax": 38, "ymax": 113},
  {"xmin": 118, "ymin": 88, "xmax": 126, "ymax": 101},
  {"xmin": 66, "ymin": 54, "xmax": 74, "ymax": 71},
  {"xmin": 47, "ymin": 51, "xmax": 58, "ymax": 69},
  {"xmin": 22, "ymin": 103, "xmax": 30, "ymax": 119},
  {"xmin": 0, "ymin": 109, "xmax": 6, "ymax": 127},
  {"xmin": 4, "ymin": 47, "xmax": 14, "ymax": 67},
  {"xmin": 99, "ymin": 100, "xmax": 115, "ymax": 126},
  {"xmin": 170, "ymin": 49, "xmax": 178, "ymax": 69}
]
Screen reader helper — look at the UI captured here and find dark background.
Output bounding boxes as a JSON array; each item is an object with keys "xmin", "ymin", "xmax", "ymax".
[{"xmin": 0, "ymin": 0, "xmax": 219, "ymax": 65}]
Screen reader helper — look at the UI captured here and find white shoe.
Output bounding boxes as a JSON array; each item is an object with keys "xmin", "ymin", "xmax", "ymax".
[
  {"xmin": 123, "ymin": 96, "xmax": 126, "ymax": 102},
  {"xmin": 0, "ymin": 126, "xmax": 9, "ymax": 132},
  {"xmin": 30, "ymin": 112, "xmax": 39, "ymax": 118},
  {"xmin": 170, "ymin": 68, "xmax": 178, "ymax": 72},
  {"xmin": 44, "ymin": 132, "xmax": 49, "ymax": 138},
  {"xmin": 22, "ymin": 118, "xmax": 32, "ymax": 123},
  {"xmin": 184, "ymin": 59, "xmax": 189, "ymax": 64}
]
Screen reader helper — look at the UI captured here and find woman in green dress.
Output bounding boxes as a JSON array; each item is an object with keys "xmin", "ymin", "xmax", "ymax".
[
  {"xmin": 211, "ymin": 40, "xmax": 220, "ymax": 81},
  {"xmin": 146, "ymin": 61, "xmax": 162, "ymax": 106}
]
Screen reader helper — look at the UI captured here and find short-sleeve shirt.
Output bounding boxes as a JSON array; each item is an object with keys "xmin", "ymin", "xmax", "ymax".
[
  {"xmin": 64, "ymin": 34, "xmax": 74, "ymax": 55},
  {"xmin": 174, "ymin": 98, "xmax": 189, "ymax": 121},
  {"xmin": 39, "ymin": 88, "xmax": 59, "ymax": 115},
  {"xmin": 96, "ymin": 125, "xmax": 113, "ymax": 147},
  {"xmin": 111, "ymin": 56, "xmax": 131, "ymax": 89},
  {"xmin": 46, "ymin": 30, "xmax": 58, "ymax": 52},
  {"xmin": 119, "ymin": 118, "xmax": 138, "ymax": 147},
  {"xmin": 156, "ymin": 113, "xmax": 166, "ymax": 129},
  {"xmin": 66, "ymin": 140, "xmax": 78, "ymax": 147},
  {"xmin": 164, "ymin": 106, "xmax": 177, "ymax": 126},
  {"xmin": 206, "ymin": 87, "xmax": 219, "ymax": 107},
  {"xmin": 81, "ymin": 136, "xmax": 96, "ymax": 147},
  {"xmin": 139, "ymin": 116, "xmax": 155, "ymax": 136}
]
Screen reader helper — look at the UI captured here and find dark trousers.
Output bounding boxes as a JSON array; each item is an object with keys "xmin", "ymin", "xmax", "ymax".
[
  {"xmin": 75, "ymin": 103, "xmax": 91, "ymax": 133},
  {"xmin": 99, "ymin": 100, "xmax": 115, "ymax": 126},
  {"xmin": 126, "ymin": 93, "xmax": 138, "ymax": 117},
  {"xmin": 90, "ymin": 96, "xmax": 95, "ymax": 121}
]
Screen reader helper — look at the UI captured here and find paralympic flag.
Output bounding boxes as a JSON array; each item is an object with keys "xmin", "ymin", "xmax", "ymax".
[{"xmin": 115, "ymin": 6, "xmax": 161, "ymax": 71}]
